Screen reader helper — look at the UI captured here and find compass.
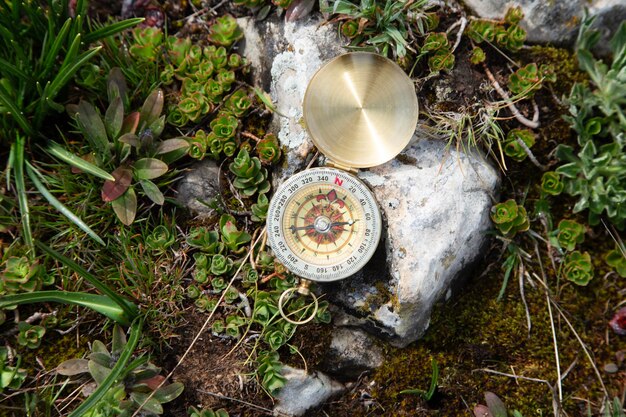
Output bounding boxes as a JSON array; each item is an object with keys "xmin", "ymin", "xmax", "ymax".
[
  {"xmin": 267, "ymin": 52, "xmax": 418, "ymax": 316},
  {"xmin": 268, "ymin": 167, "xmax": 381, "ymax": 281}
]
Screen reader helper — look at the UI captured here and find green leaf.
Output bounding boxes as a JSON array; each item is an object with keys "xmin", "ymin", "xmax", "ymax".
[
  {"xmin": 47, "ymin": 142, "xmax": 114, "ymax": 181},
  {"xmin": 105, "ymin": 97, "xmax": 124, "ymax": 139},
  {"xmin": 117, "ymin": 133, "xmax": 139, "ymax": 147},
  {"xmin": 0, "ymin": 291, "xmax": 132, "ymax": 325},
  {"xmin": 88, "ymin": 360, "xmax": 111, "ymax": 385},
  {"xmin": 112, "ymin": 187, "xmax": 137, "ymax": 226},
  {"xmin": 485, "ymin": 392, "xmax": 508, "ymax": 417},
  {"xmin": 75, "ymin": 100, "xmax": 110, "ymax": 161},
  {"xmin": 140, "ymin": 180, "xmax": 164, "ymax": 205},
  {"xmin": 25, "ymin": 162, "xmax": 105, "ymax": 246},
  {"xmin": 41, "ymin": 46, "xmax": 102, "ymax": 127},
  {"xmin": 253, "ymin": 87, "xmax": 287, "ymax": 117},
  {"xmin": 134, "ymin": 158, "xmax": 168, "ymax": 180},
  {"xmin": 69, "ymin": 318, "xmax": 143, "ymax": 417},
  {"xmin": 139, "ymin": 90, "xmax": 164, "ymax": 132},
  {"xmin": 131, "ymin": 392, "xmax": 164, "ymax": 414},
  {"xmin": 111, "ymin": 324, "xmax": 127, "ymax": 356},
  {"xmin": 156, "ymin": 138, "xmax": 189, "ymax": 154},
  {"xmin": 41, "ymin": 18, "xmax": 72, "ymax": 79},
  {"xmin": 153, "ymin": 382, "xmax": 184, "ymax": 403},
  {"xmin": 83, "ymin": 18, "xmax": 145, "ymax": 43},
  {"xmin": 13, "ymin": 137, "xmax": 33, "ymax": 254},
  {"xmin": 56, "ymin": 358, "xmax": 90, "ymax": 376},
  {"xmin": 35, "ymin": 241, "xmax": 138, "ymax": 321},
  {"xmin": 0, "ymin": 84, "xmax": 32, "ymax": 137}
]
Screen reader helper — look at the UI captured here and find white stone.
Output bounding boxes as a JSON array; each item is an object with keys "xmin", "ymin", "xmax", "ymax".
[
  {"xmin": 321, "ymin": 327, "xmax": 384, "ymax": 379},
  {"xmin": 175, "ymin": 159, "xmax": 220, "ymax": 217},
  {"xmin": 273, "ymin": 366, "xmax": 345, "ymax": 416},
  {"xmin": 328, "ymin": 137, "xmax": 499, "ymax": 347}
]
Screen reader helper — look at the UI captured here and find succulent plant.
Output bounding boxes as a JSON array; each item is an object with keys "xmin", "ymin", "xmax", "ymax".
[
  {"xmin": 242, "ymin": 264, "xmax": 259, "ymax": 285},
  {"xmin": 188, "ymin": 129, "xmax": 209, "ymax": 160},
  {"xmin": 1, "ymin": 256, "xmax": 49, "ymax": 295},
  {"xmin": 508, "ymin": 63, "xmax": 555, "ymax": 97},
  {"xmin": 211, "ymin": 276, "xmax": 228, "ymax": 291},
  {"xmin": 195, "ymin": 296, "xmax": 217, "ymax": 312},
  {"xmin": 470, "ymin": 47, "xmax": 486, "ymax": 65},
  {"xmin": 17, "ymin": 322, "xmax": 45, "ymax": 349},
  {"xmin": 211, "ymin": 320, "xmax": 225, "ymax": 335},
  {"xmin": 540, "ymin": 171, "xmax": 564, "ymax": 196},
  {"xmin": 467, "ymin": 20, "xmax": 496, "ymax": 43},
  {"xmin": 187, "ymin": 285, "xmax": 202, "ymax": 299},
  {"xmin": 57, "ymin": 325, "xmax": 184, "ymax": 416},
  {"xmin": 229, "ymin": 149, "xmax": 271, "ymax": 196},
  {"xmin": 341, "ymin": 20, "xmax": 359, "ymax": 38},
  {"xmin": 0, "ymin": 347, "xmax": 27, "ymax": 392},
  {"xmin": 187, "ymin": 227, "xmax": 225, "ymax": 254},
  {"xmin": 490, "ymin": 200, "xmax": 529, "ymax": 238},
  {"xmin": 129, "ymin": 27, "xmax": 164, "ymax": 62},
  {"xmin": 256, "ymin": 350, "xmax": 286, "ymax": 394},
  {"xmin": 504, "ymin": 6, "xmax": 524, "ymax": 25},
  {"xmin": 264, "ymin": 329, "xmax": 287, "ymax": 350},
  {"xmin": 563, "ymin": 250, "xmax": 594, "ymax": 285},
  {"xmin": 556, "ymin": 219, "xmax": 585, "ymax": 251},
  {"xmin": 467, "ymin": 7, "xmax": 527, "ymax": 52},
  {"xmin": 225, "ymin": 89, "xmax": 252, "ymax": 117},
  {"xmin": 606, "ymin": 247, "xmax": 626, "ymax": 278},
  {"xmin": 421, "ymin": 33, "xmax": 449, "ymax": 52},
  {"xmin": 210, "ymin": 254, "xmax": 233, "ymax": 276},
  {"xmin": 210, "ymin": 112, "xmax": 239, "ymax": 139},
  {"xmin": 504, "ymin": 128, "xmax": 535, "ymax": 162},
  {"xmin": 145, "ymin": 225, "xmax": 175, "ymax": 254},
  {"xmin": 208, "ymin": 15, "xmax": 243, "ymax": 47},
  {"xmin": 224, "ymin": 287, "xmax": 240, "ymax": 304},
  {"xmin": 251, "ymin": 193, "xmax": 269, "ymax": 222},
  {"xmin": 256, "ymin": 133, "xmax": 282, "ymax": 165},
  {"xmin": 427, "ymin": 48, "xmax": 455, "ymax": 72},
  {"xmin": 219, "ymin": 214, "xmax": 252, "ymax": 253}
]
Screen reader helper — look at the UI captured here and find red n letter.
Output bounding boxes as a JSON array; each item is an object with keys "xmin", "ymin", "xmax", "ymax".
[{"xmin": 334, "ymin": 176, "xmax": 343, "ymax": 186}]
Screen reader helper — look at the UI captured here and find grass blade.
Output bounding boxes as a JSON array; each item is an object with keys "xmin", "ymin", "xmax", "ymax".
[
  {"xmin": 47, "ymin": 142, "xmax": 114, "ymax": 181},
  {"xmin": 83, "ymin": 18, "xmax": 144, "ymax": 43},
  {"xmin": 13, "ymin": 137, "xmax": 34, "ymax": 255},
  {"xmin": 0, "ymin": 85, "xmax": 33, "ymax": 137},
  {"xmin": 25, "ymin": 162, "xmax": 105, "ymax": 246},
  {"xmin": 35, "ymin": 241, "xmax": 138, "ymax": 320},
  {"xmin": 0, "ymin": 291, "xmax": 132, "ymax": 325},
  {"xmin": 68, "ymin": 318, "xmax": 143, "ymax": 417},
  {"xmin": 40, "ymin": 17, "xmax": 72, "ymax": 79}
]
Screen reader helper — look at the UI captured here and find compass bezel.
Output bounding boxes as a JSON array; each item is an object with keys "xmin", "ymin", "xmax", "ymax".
[{"xmin": 267, "ymin": 167, "xmax": 382, "ymax": 282}]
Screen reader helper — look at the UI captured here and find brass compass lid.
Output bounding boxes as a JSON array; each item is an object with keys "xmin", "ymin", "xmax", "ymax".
[{"xmin": 303, "ymin": 52, "xmax": 419, "ymax": 169}]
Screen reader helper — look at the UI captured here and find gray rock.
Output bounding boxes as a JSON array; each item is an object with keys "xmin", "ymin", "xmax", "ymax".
[
  {"xmin": 238, "ymin": 13, "xmax": 500, "ymax": 348},
  {"xmin": 238, "ymin": 16, "xmax": 345, "ymax": 186},
  {"xmin": 176, "ymin": 159, "xmax": 221, "ymax": 217},
  {"xmin": 321, "ymin": 327, "xmax": 384, "ymax": 380},
  {"xmin": 273, "ymin": 366, "xmax": 345, "ymax": 416},
  {"xmin": 461, "ymin": 0, "xmax": 626, "ymax": 55},
  {"xmin": 325, "ymin": 137, "xmax": 500, "ymax": 347}
]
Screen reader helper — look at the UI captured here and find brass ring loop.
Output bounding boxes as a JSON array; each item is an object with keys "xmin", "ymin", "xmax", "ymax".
[{"xmin": 278, "ymin": 287, "xmax": 319, "ymax": 325}]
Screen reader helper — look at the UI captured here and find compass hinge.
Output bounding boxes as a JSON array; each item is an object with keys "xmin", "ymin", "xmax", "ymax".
[{"xmin": 324, "ymin": 159, "xmax": 358, "ymax": 174}]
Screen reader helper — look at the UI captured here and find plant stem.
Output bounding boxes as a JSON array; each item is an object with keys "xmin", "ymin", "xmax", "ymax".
[{"xmin": 482, "ymin": 63, "xmax": 540, "ymax": 129}]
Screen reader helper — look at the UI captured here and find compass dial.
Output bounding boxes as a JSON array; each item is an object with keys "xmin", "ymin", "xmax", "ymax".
[{"xmin": 267, "ymin": 167, "xmax": 381, "ymax": 282}]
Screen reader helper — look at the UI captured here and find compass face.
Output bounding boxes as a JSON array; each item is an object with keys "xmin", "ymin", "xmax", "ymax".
[{"xmin": 267, "ymin": 167, "xmax": 381, "ymax": 282}]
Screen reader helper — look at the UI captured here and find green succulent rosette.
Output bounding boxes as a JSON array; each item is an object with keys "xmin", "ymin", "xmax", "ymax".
[
  {"xmin": 208, "ymin": 15, "xmax": 243, "ymax": 47},
  {"xmin": 541, "ymin": 171, "xmax": 564, "ymax": 196},
  {"xmin": 427, "ymin": 48, "xmax": 455, "ymax": 72},
  {"xmin": 556, "ymin": 219, "xmax": 585, "ymax": 251},
  {"xmin": 341, "ymin": 20, "xmax": 359, "ymax": 38},
  {"xmin": 504, "ymin": 6, "xmax": 524, "ymax": 24},
  {"xmin": 145, "ymin": 225, "xmax": 175, "ymax": 253},
  {"xmin": 563, "ymin": 250, "xmax": 594, "ymax": 286},
  {"xmin": 490, "ymin": 199, "xmax": 529, "ymax": 237},
  {"xmin": 210, "ymin": 113, "xmax": 238, "ymax": 139},
  {"xmin": 470, "ymin": 47, "xmax": 486, "ymax": 65},
  {"xmin": 504, "ymin": 128, "xmax": 535, "ymax": 162},
  {"xmin": 421, "ymin": 32, "xmax": 449, "ymax": 52},
  {"xmin": 17, "ymin": 322, "xmax": 45, "ymax": 349},
  {"xmin": 210, "ymin": 254, "xmax": 233, "ymax": 276},
  {"xmin": 467, "ymin": 20, "xmax": 496, "ymax": 43},
  {"xmin": 256, "ymin": 134, "xmax": 281, "ymax": 165},
  {"xmin": 605, "ymin": 247, "xmax": 626, "ymax": 278},
  {"xmin": 229, "ymin": 149, "xmax": 271, "ymax": 196}
]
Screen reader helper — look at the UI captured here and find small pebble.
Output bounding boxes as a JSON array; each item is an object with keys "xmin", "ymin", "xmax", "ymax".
[{"xmin": 604, "ymin": 363, "xmax": 619, "ymax": 374}]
